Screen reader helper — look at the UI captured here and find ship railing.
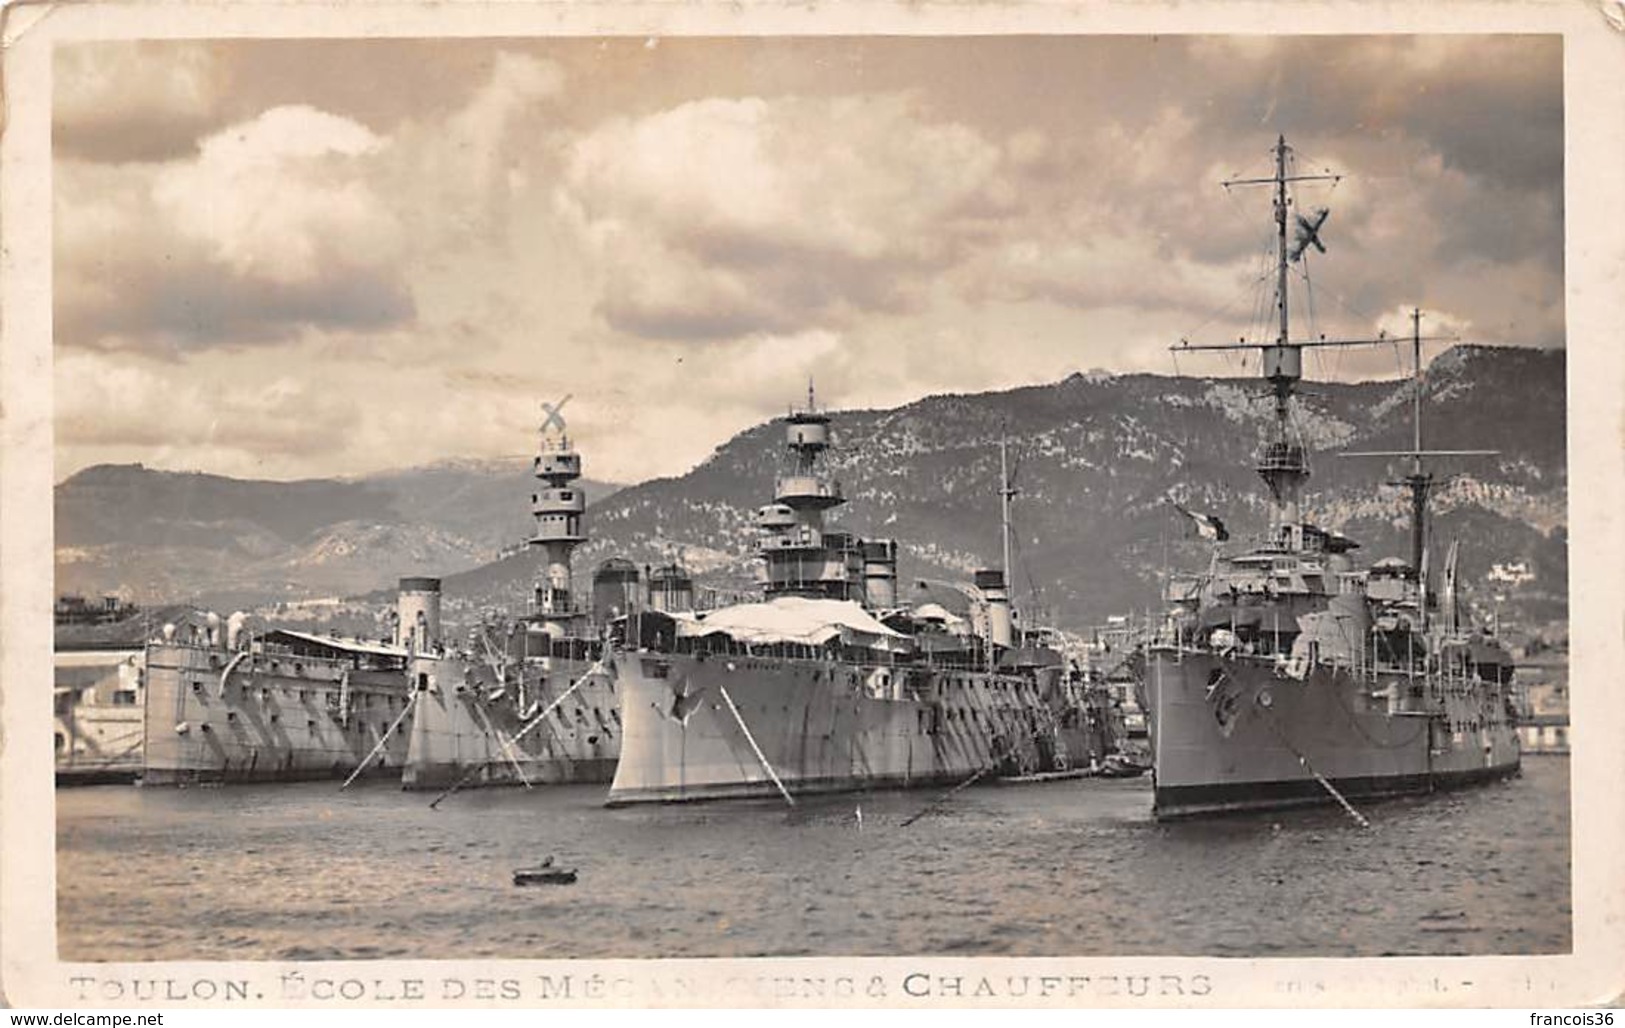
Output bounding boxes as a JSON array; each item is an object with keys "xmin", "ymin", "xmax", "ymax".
[
  {"xmin": 773, "ymin": 475, "xmax": 844, "ymax": 502},
  {"xmin": 662, "ymin": 633, "xmax": 906, "ymax": 668},
  {"xmin": 1150, "ymin": 635, "xmax": 1374, "ymax": 684}
]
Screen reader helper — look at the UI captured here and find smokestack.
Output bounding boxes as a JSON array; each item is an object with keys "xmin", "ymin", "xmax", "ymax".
[
  {"xmin": 974, "ymin": 569, "xmax": 1013, "ymax": 650},
  {"xmin": 396, "ymin": 577, "xmax": 442, "ymax": 654},
  {"xmin": 862, "ymin": 540, "xmax": 899, "ymax": 609}
]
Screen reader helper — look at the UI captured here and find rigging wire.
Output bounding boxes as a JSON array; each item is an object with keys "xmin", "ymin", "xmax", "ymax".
[
  {"xmin": 1181, "ymin": 153, "xmax": 1292, "ymax": 358},
  {"xmin": 1286, "ymin": 144, "xmax": 1344, "ymax": 190},
  {"xmin": 1180, "ymin": 255, "xmax": 1277, "ymax": 353},
  {"xmin": 1009, "ymin": 523, "xmax": 1046, "ymax": 625},
  {"xmin": 1248, "ymin": 233, "xmax": 1276, "ymax": 348},
  {"xmin": 999, "ymin": 447, "xmax": 1047, "ymax": 624},
  {"xmin": 1285, "ymin": 400, "xmax": 1313, "ymax": 478}
]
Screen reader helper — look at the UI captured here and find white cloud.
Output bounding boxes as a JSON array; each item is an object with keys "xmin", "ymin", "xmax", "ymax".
[
  {"xmin": 556, "ymin": 93, "xmax": 1010, "ymax": 339},
  {"xmin": 974, "ymin": 231, "xmax": 1253, "ymax": 315},
  {"xmin": 55, "ymin": 349, "xmax": 362, "ymax": 466},
  {"xmin": 54, "ymin": 42, "xmax": 223, "ymax": 162},
  {"xmin": 152, "ymin": 106, "xmax": 399, "ymax": 286},
  {"xmin": 415, "ymin": 52, "xmax": 565, "ymax": 214},
  {"xmin": 57, "ymin": 43, "xmax": 215, "ymax": 127},
  {"xmin": 51, "ymin": 37, "xmax": 1565, "ymax": 485}
]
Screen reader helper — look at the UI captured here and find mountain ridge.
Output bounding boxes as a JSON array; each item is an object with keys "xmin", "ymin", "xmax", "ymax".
[{"xmin": 55, "ymin": 344, "xmax": 1566, "ymax": 634}]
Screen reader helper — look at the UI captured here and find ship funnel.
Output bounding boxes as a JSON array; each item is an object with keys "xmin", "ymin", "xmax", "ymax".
[
  {"xmin": 591, "ymin": 558, "xmax": 642, "ymax": 623},
  {"xmin": 205, "ymin": 611, "xmax": 223, "ymax": 650},
  {"xmin": 397, "ymin": 577, "xmax": 442, "ymax": 654},
  {"xmin": 648, "ymin": 563, "xmax": 694, "ymax": 614},
  {"xmin": 973, "ymin": 569, "xmax": 1013, "ymax": 649},
  {"xmin": 226, "ymin": 611, "xmax": 249, "ymax": 650},
  {"xmin": 862, "ymin": 540, "xmax": 899, "ymax": 609}
]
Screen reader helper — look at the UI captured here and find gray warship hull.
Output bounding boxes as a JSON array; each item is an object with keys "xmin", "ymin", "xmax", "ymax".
[
  {"xmin": 1143, "ymin": 647, "xmax": 1520, "ymax": 819},
  {"xmin": 608, "ymin": 651, "xmax": 1088, "ymax": 805},
  {"xmin": 141, "ymin": 641, "xmax": 414, "ymax": 785},
  {"xmin": 401, "ymin": 652, "xmax": 620, "ymax": 790}
]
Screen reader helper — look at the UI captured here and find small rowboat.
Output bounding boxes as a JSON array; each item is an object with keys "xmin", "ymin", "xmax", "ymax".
[
  {"xmin": 1097, "ymin": 753, "xmax": 1150, "ymax": 778},
  {"xmin": 514, "ymin": 866, "xmax": 577, "ymax": 886},
  {"xmin": 513, "ymin": 855, "xmax": 576, "ymax": 886}
]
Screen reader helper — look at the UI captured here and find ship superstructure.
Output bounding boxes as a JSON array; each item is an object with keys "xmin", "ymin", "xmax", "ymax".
[
  {"xmin": 55, "ymin": 646, "xmax": 146, "ymax": 785},
  {"xmin": 1141, "ymin": 136, "xmax": 1521, "ymax": 818},
  {"xmin": 530, "ymin": 399, "xmax": 590, "ymax": 629},
  {"xmin": 607, "ymin": 389, "xmax": 1110, "ymax": 805},
  {"xmin": 401, "ymin": 399, "xmax": 622, "ymax": 790},
  {"xmin": 754, "ymin": 384, "xmax": 877, "ymax": 603}
]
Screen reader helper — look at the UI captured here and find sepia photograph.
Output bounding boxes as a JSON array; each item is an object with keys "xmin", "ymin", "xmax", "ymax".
[{"xmin": 3, "ymin": 0, "xmax": 1622, "ymax": 1011}]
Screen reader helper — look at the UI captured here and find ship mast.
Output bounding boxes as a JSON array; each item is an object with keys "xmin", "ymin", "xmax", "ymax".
[
  {"xmin": 1343, "ymin": 309, "xmax": 1497, "ymax": 629},
  {"xmin": 1273, "ymin": 135, "xmax": 1293, "ymax": 349},
  {"xmin": 999, "ymin": 436, "xmax": 1017, "ymax": 597},
  {"xmin": 1406, "ymin": 308, "xmax": 1430, "ymax": 577},
  {"xmin": 1247, "ymin": 136, "xmax": 1340, "ymax": 546},
  {"xmin": 1175, "ymin": 136, "xmax": 1447, "ymax": 553}
]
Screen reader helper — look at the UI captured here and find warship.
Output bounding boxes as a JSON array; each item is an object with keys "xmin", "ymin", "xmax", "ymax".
[
  {"xmin": 54, "ymin": 650, "xmax": 145, "ymax": 785},
  {"xmin": 607, "ymin": 389, "xmax": 1111, "ymax": 805},
  {"xmin": 400, "ymin": 401, "xmax": 622, "ymax": 790},
  {"xmin": 53, "ymin": 596, "xmax": 148, "ymax": 783},
  {"xmin": 140, "ymin": 603, "xmax": 417, "ymax": 785},
  {"xmin": 1140, "ymin": 136, "xmax": 1521, "ymax": 819}
]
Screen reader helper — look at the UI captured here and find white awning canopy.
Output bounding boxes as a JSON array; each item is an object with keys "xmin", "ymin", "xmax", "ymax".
[
  {"xmin": 261, "ymin": 629, "xmax": 407, "ymax": 659},
  {"xmin": 674, "ymin": 597, "xmax": 911, "ymax": 652}
]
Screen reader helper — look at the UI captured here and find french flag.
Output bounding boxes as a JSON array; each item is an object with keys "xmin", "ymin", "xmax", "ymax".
[{"xmin": 1172, "ymin": 502, "xmax": 1229, "ymax": 542}]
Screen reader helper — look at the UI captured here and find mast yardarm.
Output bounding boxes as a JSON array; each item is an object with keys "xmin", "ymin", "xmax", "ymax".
[
  {"xmin": 1341, "ymin": 309, "xmax": 1497, "ymax": 622},
  {"xmin": 1175, "ymin": 136, "xmax": 1449, "ymax": 553}
]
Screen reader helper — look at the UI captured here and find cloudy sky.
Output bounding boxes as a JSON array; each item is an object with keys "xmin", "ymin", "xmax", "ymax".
[{"xmin": 52, "ymin": 35, "xmax": 1563, "ymax": 485}]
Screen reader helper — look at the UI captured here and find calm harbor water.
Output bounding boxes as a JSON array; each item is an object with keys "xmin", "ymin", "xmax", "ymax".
[{"xmin": 57, "ymin": 756, "xmax": 1570, "ymax": 961}]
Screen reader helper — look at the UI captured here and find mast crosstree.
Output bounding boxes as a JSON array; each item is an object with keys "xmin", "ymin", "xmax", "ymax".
[
  {"xmin": 1174, "ymin": 135, "xmax": 1460, "ymax": 560},
  {"xmin": 1342, "ymin": 308, "xmax": 1498, "ymax": 625}
]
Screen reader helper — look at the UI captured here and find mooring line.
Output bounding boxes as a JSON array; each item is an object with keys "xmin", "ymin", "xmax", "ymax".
[
  {"xmin": 718, "ymin": 684, "xmax": 795, "ymax": 808},
  {"xmin": 899, "ymin": 734, "xmax": 1025, "ymax": 828},
  {"xmin": 428, "ymin": 660, "xmax": 605, "ymax": 808},
  {"xmin": 472, "ymin": 702, "xmax": 533, "ymax": 789},
  {"xmin": 1262, "ymin": 713, "xmax": 1371, "ymax": 830},
  {"xmin": 341, "ymin": 690, "xmax": 418, "ymax": 790},
  {"xmin": 508, "ymin": 659, "xmax": 603, "ymax": 747}
]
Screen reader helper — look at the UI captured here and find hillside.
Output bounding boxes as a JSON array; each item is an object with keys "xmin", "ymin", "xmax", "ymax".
[
  {"xmin": 439, "ymin": 345, "xmax": 1566, "ymax": 634},
  {"xmin": 53, "ymin": 459, "xmax": 622, "ymax": 610},
  {"xmin": 55, "ymin": 345, "xmax": 1566, "ymax": 635}
]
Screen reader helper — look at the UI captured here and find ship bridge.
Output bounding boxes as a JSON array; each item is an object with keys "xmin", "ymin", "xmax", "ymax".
[
  {"xmin": 528, "ymin": 398, "xmax": 591, "ymax": 628},
  {"xmin": 532, "ymin": 432, "xmax": 587, "ymax": 546},
  {"xmin": 755, "ymin": 386, "xmax": 895, "ymax": 605},
  {"xmin": 773, "ymin": 473, "xmax": 844, "ymax": 509}
]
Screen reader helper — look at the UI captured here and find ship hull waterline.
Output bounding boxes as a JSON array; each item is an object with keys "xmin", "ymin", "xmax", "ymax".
[
  {"xmin": 401, "ymin": 653, "xmax": 621, "ymax": 791},
  {"xmin": 607, "ymin": 651, "xmax": 1102, "ymax": 807},
  {"xmin": 1143, "ymin": 647, "xmax": 1521, "ymax": 820},
  {"xmin": 141, "ymin": 642, "xmax": 415, "ymax": 786}
]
